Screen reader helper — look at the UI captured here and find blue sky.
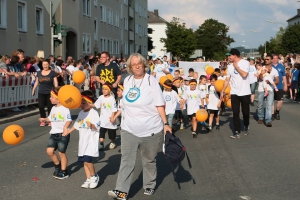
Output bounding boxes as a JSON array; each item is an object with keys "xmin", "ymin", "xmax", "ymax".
[{"xmin": 148, "ymin": 0, "xmax": 299, "ymax": 50}]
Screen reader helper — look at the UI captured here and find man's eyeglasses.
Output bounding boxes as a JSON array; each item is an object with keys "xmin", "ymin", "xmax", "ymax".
[{"xmin": 264, "ymin": 59, "xmax": 270, "ymax": 61}]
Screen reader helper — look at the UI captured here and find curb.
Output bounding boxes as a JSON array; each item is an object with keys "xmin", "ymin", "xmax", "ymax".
[{"xmin": 0, "ymin": 109, "xmax": 40, "ymax": 125}]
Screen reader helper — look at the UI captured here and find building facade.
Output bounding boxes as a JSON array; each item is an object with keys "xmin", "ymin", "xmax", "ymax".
[
  {"xmin": 0, "ymin": 0, "xmax": 148, "ymax": 60},
  {"xmin": 287, "ymin": 9, "xmax": 300, "ymax": 26},
  {"xmin": 148, "ymin": 9, "xmax": 167, "ymax": 58}
]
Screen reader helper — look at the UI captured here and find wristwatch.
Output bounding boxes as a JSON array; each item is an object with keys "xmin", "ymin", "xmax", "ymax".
[{"xmin": 164, "ymin": 122, "xmax": 169, "ymax": 126}]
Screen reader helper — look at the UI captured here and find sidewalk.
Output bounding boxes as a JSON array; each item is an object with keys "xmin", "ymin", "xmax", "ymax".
[{"xmin": 0, "ymin": 105, "xmax": 39, "ymax": 125}]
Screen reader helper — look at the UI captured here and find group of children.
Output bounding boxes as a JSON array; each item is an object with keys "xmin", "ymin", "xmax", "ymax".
[
  {"xmin": 162, "ymin": 69, "xmax": 223, "ymax": 138},
  {"xmin": 39, "ymin": 83, "xmax": 124, "ymax": 189}
]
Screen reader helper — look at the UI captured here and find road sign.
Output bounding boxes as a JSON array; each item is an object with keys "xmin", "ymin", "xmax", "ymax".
[{"xmin": 41, "ymin": 0, "xmax": 62, "ymax": 17}]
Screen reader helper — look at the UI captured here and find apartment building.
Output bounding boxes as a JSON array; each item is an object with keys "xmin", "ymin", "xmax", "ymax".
[{"xmin": 0, "ymin": 0, "xmax": 148, "ymax": 60}]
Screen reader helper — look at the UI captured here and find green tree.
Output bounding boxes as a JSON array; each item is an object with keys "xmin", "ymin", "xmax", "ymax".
[
  {"xmin": 160, "ymin": 17, "xmax": 197, "ymax": 60},
  {"xmin": 195, "ymin": 18, "xmax": 234, "ymax": 60},
  {"xmin": 281, "ymin": 24, "xmax": 300, "ymax": 53},
  {"xmin": 257, "ymin": 27, "xmax": 285, "ymax": 56}
]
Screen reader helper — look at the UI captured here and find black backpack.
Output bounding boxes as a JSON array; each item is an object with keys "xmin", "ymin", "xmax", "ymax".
[{"xmin": 164, "ymin": 132, "xmax": 191, "ymax": 167}]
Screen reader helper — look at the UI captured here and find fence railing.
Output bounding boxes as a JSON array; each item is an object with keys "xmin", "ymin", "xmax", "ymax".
[{"xmin": 0, "ymin": 75, "xmax": 39, "ymax": 109}]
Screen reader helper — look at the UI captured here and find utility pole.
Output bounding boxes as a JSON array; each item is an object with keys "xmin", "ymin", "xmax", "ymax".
[{"xmin": 50, "ymin": 2, "xmax": 54, "ymax": 56}]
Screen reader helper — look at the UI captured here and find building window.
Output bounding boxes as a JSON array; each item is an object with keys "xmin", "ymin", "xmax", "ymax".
[
  {"xmin": 0, "ymin": 0, "xmax": 7, "ymax": 29},
  {"xmin": 107, "ymin": 8, "xmax": 112, "ymax": 25},
  {"xmin": 35, "ymin": 6, "xmax": 43, "ymax": 35},
  {"xmin": 135, "ymin": 1, "xmax": 138, "ymax": 12},
  {"xmin": 135, "ymin": 23, "xmax": 138, "ymax": 34},
  {"xmin": 100, "ymin": 5, "xmax": 106, "ymax": 22},
  {"xmin": 83, "ymin": 33, "xmax": 91, "ymax": 54},
  {"xmin": 124, "ymin": 42, "xmax": 128, "ymax": 55},
  {"xmin": 124, "ymin": 0, "xmax": 128, "ymax": 6},
  {"xmin": 121, "ymin": 28, "xmax": 123, "ymax": 44},
  {"xmin": 120, "ymin": 3, "xmax": 123, "ymax": 18},
  {"xmin": 17, "ymin": 1, "xmax": 27, "ymax": 32},
  {"xmin": 135, "ymin": 44, "xmax": 139, "ymax": 53},
  {"xmin": 94, "ymin": 0, "xmax": 97, "ymax": 7},
  {"xmin": 94, "ymin": 18, "xmax": 98, "ymax": 41},
  {"xmin": 101, "ymin": 38, "xmax": 106, "ymax": 51},
  {"xmin": 124, "ymin": 17, "xmax": 128, "ymax": 30},
  {"xmin": 114, "ymin": 12, "xmax": 119, "ymax": 27},
  {"xmin": 83, "ymin": 0, "xmax": 91, "ymax": 17},
  {"xmin": 110, "ymin": 39, "xmax": 114, "ymax": 54},
  {"xmin": 115, "ymin": 40, "xmax": 119, "ymax": 54}
]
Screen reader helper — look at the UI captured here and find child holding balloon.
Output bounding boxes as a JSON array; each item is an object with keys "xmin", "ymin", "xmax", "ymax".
[
  {"xmin": 38, "ymin": 87, "xmax": 72, "ymax": 179},
  {"xmin": 66, "ymin": 90, "xmax": 100, "ymax": 189}
]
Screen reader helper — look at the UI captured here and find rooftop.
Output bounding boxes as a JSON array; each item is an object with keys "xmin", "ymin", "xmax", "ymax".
[
  {"xmin": 148, "ymin": 9, "xmax": 167, "ymax": 24},
  {"xmin": 287, "ymin": 9, "xmax": 300, "ymax": 22}
]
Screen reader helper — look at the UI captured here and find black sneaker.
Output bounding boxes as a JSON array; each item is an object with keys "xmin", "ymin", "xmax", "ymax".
[
  {"xmin": 230, "ymin": 132, "xmax": 240, "ymax": 139},
  {"xmin": 55, "ymin": 170, "xmax": 69, "ymax": 180},
  {"xmin": 271, "ymin": 114, "xmax": 275, "ymax": 121},
  {"xmin": 53, "ymin": 164, "xmax": 61, "ymax": 178},
  {"xmin": 251, "ymin": 102, "xmax": 254, "ymax": 106},
  {"xmin": 243, "ymin": 126, "xmax": 249, "ymax": 136},
  {"xmin": 144, "ymin": 188, "xmax": 155, "ymax": 196},
  {"xmin": 275, "ymin": 111, "xmax": 280, "ymax": 120},
  {"xmin": 216, "ymin": 125, "xmax": 220, "ymax": 130},
  {"xmin": 108, "ymin": 190, "xmax": 128, "ymax": 200},
  {"xmin": 208, "ymin": 125, "xmax": 212, "ymax": 132},
  {"xmin": 192, "ymin": 131, "xmax": 197, "ymax": 138},
  {"xmin": 266, "ymin": 122, "xmax": 272, "ymax": 127}
]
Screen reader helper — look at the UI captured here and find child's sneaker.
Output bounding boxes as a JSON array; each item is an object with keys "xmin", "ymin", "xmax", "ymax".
[
  {"xmin": 144, "ymin": 188, "xmax": 155, "ymax": 195},
  {"xmin": 180, "ymin": 123, "xmax": 184, "ymax": 130},
  {"xmin": 48, "ymin": 122, "xmax": 52, "ymax": 126},
  {"xmin": 216, "ymin": 125, "xmax": 220, "ymax": 130},
  {"xmin": 264, "ymin": 91, "xmax": 269, "ymax": 97},
  {"xmin": 53, "ymin": 163, "xmax": 61, "ymax": 178},
  {"xmin": 108, "ymin": 190, "xmax": 128, "ymax": 200},
  {"xmin": 40, "ymin": 122, "xmax": 46, "ymax": 126},
  {"xmin": 55, "ymin": 170, "xmax": 69, "ymax": 180},
  {"xmin": 81, "ymin": 179, "xmax": 90, "ymax": 188},
  {"xmin": 89, "ymin": 174, "xmax": 99, "ymax": 189},
  {"xmin": 109, "ymin": 142, "xmax": 116, "ymax": 150},
  {"xmin": 208, "ymin": 125, "xmax": 212, "ymax": 131},
  {"xmin": 99, "ymin": 143, "xmax": 104, "ymax": 151},
  {"xmin": 192, "ymin": 131, "xmax": 197, "ymax": 138}
]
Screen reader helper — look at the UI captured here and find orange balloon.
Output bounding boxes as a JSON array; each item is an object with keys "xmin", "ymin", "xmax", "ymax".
[
  {"xmin": 214, "ymin": 79, "xmax": 224, "ymax": 92},
  {"xmin": 166, "ymin": 74, "xmax": 173, "ymax": 81},
  {"xmin": 223, "ymin": 95, "xmax": 228, "ymax": 102},
  {"xmin": 225, "ymin": 86, "xmax": 231, "ymax": 95},
  {"xmin": 3, "ymin": 124, "xmax": 25, "ymax": 145},
  {"xmin": 58, "ymin": 85, "xmax": 82, "ymax": 109},
  {"xmin": 206, "ymin": 67, "xmax": 214, "ymax": 75},
  {"xmin": 72, "ymin": 70, "xmax": 86, "ymax": 84},
  {"xmin": 159, "ymin": 76, "xmax": 168, "ymax": 85},
  {"xmin": 226, "ymin": 99, "xmax": 232, "ymax": 108},
  {"xmin": 196, "ymin": 109, "xmax": 208, "ymax": 122}
]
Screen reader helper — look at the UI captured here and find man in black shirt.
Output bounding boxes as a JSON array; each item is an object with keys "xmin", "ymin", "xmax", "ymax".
[{"xmin": 95, "ymin": 51, "xmax": 121, "ymax": 97}]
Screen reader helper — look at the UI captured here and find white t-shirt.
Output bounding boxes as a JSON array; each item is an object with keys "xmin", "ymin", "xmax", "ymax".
[
  {"xmin": 248, "ymin": 65, "xmax": 257, "ymax": 84},
  {"xmin": 153, "ymin": 64, "xmax": 166, "ymax": 82},
  {"xmin": 74, "ymin": 109, "xmax": 100, "ymax": 157},
  {"xmin": 48, "ymin": 105, "xmax": 72, "ymax": 134},
  {"xmin": 66, "ymin": 65, "xmax": 75, "ymax": 74},
  {"xmin": 257, "ymin": 67, "xmax": 279, "ymax": 92},
  {"xmin": 198, "ymin": 84, "xmax": 208, "ymax": 95},
  {"xmin": 177, "ymin": 86, "xmax": 186, "ymax": 110},
  {"xmin": 183, "ymin": 89, "xmax": 205, "ymax": 115},
  {"xmin": 122, "ymin": 74, "xmax": 164, "ymax": 137},
  {"xmin": 207, "ymin": 85, "xmax": 220, "ymax": 110},
  {"xmin": 226, "ymin": 59, "xmax": 251, "ymax": 96},
  {"xmin": 163, "ymin": 90, "xmax": 180, "ymax": 115},
  {"xmin": 94, "ymin": 95, "xmax": 117, "ymax": 129}
]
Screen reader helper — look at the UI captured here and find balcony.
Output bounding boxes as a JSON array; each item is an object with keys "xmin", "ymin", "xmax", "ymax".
[
  {"xmin": 129, "ymin": 7, "xmax": 134, "ymax": 18},
  {"xmin": 129, "ymin": 31, "xmax": 134, "ymax": 41}
]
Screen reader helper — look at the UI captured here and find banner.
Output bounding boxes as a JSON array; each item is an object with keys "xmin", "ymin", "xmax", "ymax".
[{"xmin": 178, "ymin": 62, "xmax": 220, "ymax": 77}]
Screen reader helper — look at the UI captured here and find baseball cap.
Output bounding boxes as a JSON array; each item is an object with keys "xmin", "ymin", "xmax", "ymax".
[
  {"xmin": 157, "ymin": 56, "xmax": 163, "ymax": 62},
  {"xmin": 225, "ymin": 48, "xmax": 240, "ymax": 56}
]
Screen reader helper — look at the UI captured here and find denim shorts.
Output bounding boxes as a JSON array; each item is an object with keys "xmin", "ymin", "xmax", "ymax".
[{"xmin": 47, "ymin": 133, "xmax": 70, "ymax": 153}]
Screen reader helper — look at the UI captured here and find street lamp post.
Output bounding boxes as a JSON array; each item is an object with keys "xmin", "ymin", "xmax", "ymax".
[{"xmin": 250, "ymin": 30, "xmax": 266, "ymax": 54}]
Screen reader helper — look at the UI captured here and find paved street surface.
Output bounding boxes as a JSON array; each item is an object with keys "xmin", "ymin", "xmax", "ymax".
[{"xmin": 1, "ymin": 100, "xmax": 300, "ymax": 200}]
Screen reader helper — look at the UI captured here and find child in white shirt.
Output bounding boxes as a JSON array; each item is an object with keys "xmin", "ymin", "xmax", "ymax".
[
  {"xmin": 207, "ymin": 74, "xmax": 221, "ymax": 131},
  {"xmin": 94, "ymin": 83, "xmax": 117, "ymax": 150},
  {"xmin": 67, "ymin": 90, "xmax": 100, "ymax": 188},
  {"xmin": 198, "ymin": 75, "xmax": 208, "ymax": 109},
  {"xmin": 256, "ymin": 63, "xmax": 278, "ymax": 97}
]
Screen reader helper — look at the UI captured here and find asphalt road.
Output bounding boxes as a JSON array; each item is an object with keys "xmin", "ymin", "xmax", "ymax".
[{"xmin": 1, "ymin": 100, "xmax": 300, "ymax": 200}]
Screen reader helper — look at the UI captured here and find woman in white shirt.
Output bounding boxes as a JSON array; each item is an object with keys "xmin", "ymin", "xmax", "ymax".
[{"xmin": 108, "ymin": 53, "xmax": 171, "ymax": 200}]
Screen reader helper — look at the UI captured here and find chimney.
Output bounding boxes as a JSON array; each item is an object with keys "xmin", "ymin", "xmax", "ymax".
[
  {"xmin": 298, "ymin": 9, "xmax": 300, "ymax": 15},
  {"xmin": 154, "ymin": 9, "xmax": 159, "ymax": 16}
]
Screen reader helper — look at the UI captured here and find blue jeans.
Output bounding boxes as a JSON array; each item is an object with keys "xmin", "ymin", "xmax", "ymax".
[{"xmin": 257, "ymin": 91, "xmax": 274, "ymax": 123}]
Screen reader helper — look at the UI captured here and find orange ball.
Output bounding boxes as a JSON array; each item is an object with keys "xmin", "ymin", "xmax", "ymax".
[
  {"xmin": 3, "ymin": 124, "xmax": 25, "ymax": 145},
  {"xmin": 196, "ymin": 109, "xmax": 208, "ymax": 122},
  {"xmin": 166, "ymin": 74, "xmax": 173, "ymax": 81},
  {"xmin": 226, "ymin": 99, "xmax": 232, "ymax": 108},
  {"xmin": 214, "ymin": 79, "xmax": 224, "ymax": 92},
  {"xmin": 72, "ymin": 70, "xmax": 86, "ymax": 84},
  {"xmin": 58, "ymin": 85, "xmax": 82, "ymax": 109},
  {"xmin": 206, "ymin": 67, "xmax": 214, "ymax": 75},
  {"xmin": 159, "ymin": 76, "xmax": 168, "ymax": 85},
  {"xmin": 225, "ymin": 86, "xmax": 231, "ymax": 95}
]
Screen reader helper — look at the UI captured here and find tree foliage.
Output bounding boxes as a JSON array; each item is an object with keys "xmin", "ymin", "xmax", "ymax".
[
  {"xmin": 160, "ymin": 17, "xmax": 197, "ymax": 60},
  {"xmin": 281, "ymin": 24, "xmax": 300, "ymax": 53},
  {"xmin": 195, "ymin": 19, "xmax": 235, "ymax": 60},
  {"xmin": 258, "ymin": 27, "xmax": 285, "ymax": 56}
]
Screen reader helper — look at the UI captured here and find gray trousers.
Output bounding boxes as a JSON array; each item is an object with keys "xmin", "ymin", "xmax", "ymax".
[{"xmin": 115, "ymin": 129, "xmax": 163, "ymax": 193}]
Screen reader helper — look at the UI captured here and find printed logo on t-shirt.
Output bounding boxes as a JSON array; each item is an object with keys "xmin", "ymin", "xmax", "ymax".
[
  {"xmin": 125, "ymin": 87, "xmax": 140, "ymax": 103},
  {"xmin": 67, "ymin": 114, "xmax": 71, "ymax": 119},
  {"xmin": 102, "ymin": 102, "xmax": 112, "ymax": 109},
  {"xmin": 157, "ymin": 67, "xmax": 163, "ymax": 72},
  {"xmin": 165, "ymin": 95, "xmax": 171, "ymax": 102},
  {"xmin": 234, "ymin": 69, "xmax": 239, "ymax": 74},
  {"xmin": 77, "ymin": 118, "xmax": 91, "ymax": 128},
  {"xmin": 100, "ymin": 68, "xmax": 115, "ymax": 83},
  {"xmin": 51, "ymin": 112, "xmax": 65, "ymax": 122},
  {"xmin": 188, "ymin": 94, "xmax": 198, "ymax": 99},
  {"xmin": 249, "ymin": 67, "xmax": 255, "ymax": 72}
]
